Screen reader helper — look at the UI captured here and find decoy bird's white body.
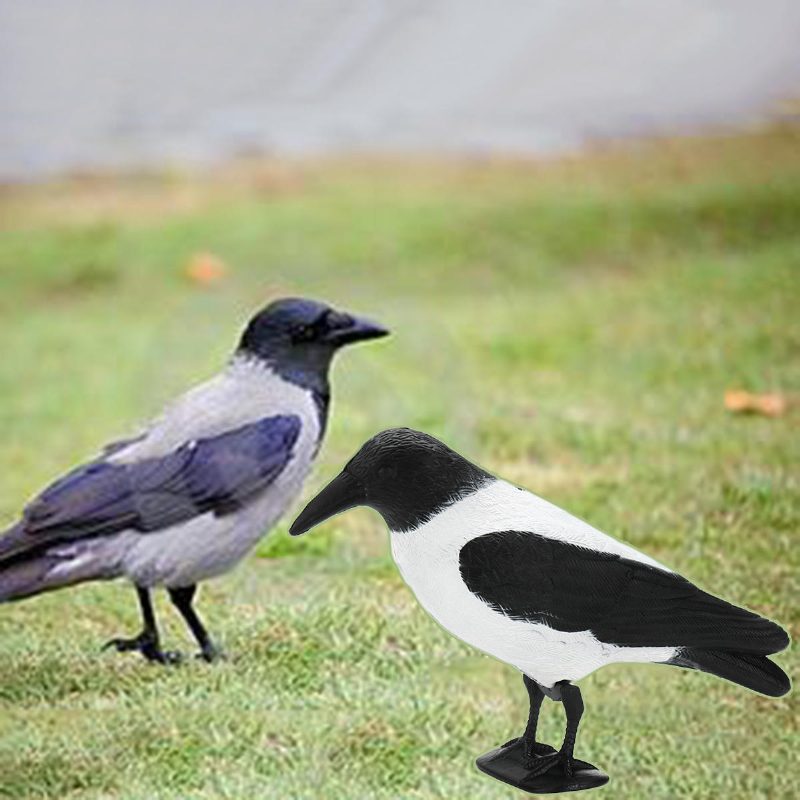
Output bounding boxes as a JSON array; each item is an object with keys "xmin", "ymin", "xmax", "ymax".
[
  {"xmin": 291, "ymin": 427, "xmax": 789, "ymax": 784},
  {"xmin": 390, "ymin": 479, "xmax": 676, "ymax": 688}
]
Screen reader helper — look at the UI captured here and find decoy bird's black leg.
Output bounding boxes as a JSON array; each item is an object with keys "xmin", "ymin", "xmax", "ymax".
[
  {"xmin": 103, "ymin": 586, "xmax": 182, "ymax": 665},
  {"xmin": 504, "ymin": 675, "xmax": 554, "ymax": 760},
  {"xmin": 522, "ymin": 676, "xmax": 553, "ymax": 757},
  {"xmin": 526, "ymin": 681, "xmax": 585, "ymax": 778},
  {"xmin": 168, "ymin": 585, "xmax": 222, "ymax": 662},
  {"xmin": 556, "ymin": 682, "xmax": 584, "ymax": 777}
]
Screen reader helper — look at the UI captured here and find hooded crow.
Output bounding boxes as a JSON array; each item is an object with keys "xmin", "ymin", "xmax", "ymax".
[
  {"xmin": 0, "ymin": 298, "xmax": 388, "ymax": 663},
  {"xmin": 290, "ymin": 428, "xmax": 790, "ymax": 784}
]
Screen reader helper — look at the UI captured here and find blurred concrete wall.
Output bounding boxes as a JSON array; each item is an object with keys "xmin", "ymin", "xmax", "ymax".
[{"xmin": 1, "ymin": 0, "xmax": 799, "ymax": 179}]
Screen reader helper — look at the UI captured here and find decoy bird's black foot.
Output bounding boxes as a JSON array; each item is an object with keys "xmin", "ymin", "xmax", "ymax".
[
  {"xmin": 476, "ymin": 738, "xmax": 609, "ymax": 794},
  {"xmin": 102, "ymin": 633, "xmax": 183, "ymax": 665},
  {"xmin": 525, "ymin": 749, "xmax": 575, "ymax": 778},
  {"xmin": 502, "ymin": 737, "xmax": 557, "ymax": 761}
]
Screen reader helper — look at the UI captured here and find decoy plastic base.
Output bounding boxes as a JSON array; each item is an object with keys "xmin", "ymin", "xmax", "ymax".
[{"xmin": 475, "ymin": 739, "xmax": 609, "ymax": 794}]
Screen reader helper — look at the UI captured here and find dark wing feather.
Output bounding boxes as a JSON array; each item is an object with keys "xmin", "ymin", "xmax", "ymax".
[
  {"xmin": 459, "ymin": 530, "xmax": 788, "ymax": 654},
  {"xmin": 0, "ymin": 415, "xmax": 301, "ymax": 561}
]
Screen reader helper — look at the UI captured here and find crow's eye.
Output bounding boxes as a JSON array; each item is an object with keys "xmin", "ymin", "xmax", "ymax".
[{"xmin": 290, "ymin": 324, "xmax": 316, "ymax": 342}]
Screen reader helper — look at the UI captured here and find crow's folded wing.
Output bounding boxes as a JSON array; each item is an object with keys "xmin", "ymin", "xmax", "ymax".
[
  {"xmin": 458, "ymin": 530, "xmax": 787, "ymax": 654},
  {"xmin": 0, "ymin": 415, "xmax": 301, "ymax": 561}
]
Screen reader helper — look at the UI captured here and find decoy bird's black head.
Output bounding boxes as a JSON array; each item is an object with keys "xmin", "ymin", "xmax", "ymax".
[
  {"xmin": 237, "ymin": 298, "xmax": 388, "ymax": 392},
  {"xmin": 290, "ymin": 428, "xmax": 492, "ymax": 534}
]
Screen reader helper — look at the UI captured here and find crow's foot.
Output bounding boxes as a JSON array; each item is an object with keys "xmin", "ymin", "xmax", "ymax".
[
  {"xmin": 103, "ymin": 632, "xmax": 183, "ymax": 665},
  {"xmin": 195, "ymin": 641, "xmax": 225, "ymax": 663}
]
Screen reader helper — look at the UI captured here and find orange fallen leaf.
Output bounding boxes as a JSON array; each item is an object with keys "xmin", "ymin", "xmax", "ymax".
[
  {"xmin": 185, "ymin": 252, "xmax": 228, "ymax": 286},
  {"xmin": 724, "ymin": 390, "xmax": 787, "ymax": 417}
]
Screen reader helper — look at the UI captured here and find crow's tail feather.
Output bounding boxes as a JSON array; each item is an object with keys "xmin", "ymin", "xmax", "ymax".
[
  {"xmin": 0, "ymin": 539, "xmax": 122, "ymax": 602},
  {"xmin": 0, "ymin": 521, "xmax": 29, "ymax": 563}
]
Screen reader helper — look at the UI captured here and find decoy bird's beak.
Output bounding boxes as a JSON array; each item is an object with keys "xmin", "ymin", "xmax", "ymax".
[
  {"xmin": 324, "ymin": 315, "xmax": 389, "ymax": 346},
  {"xmin": 290, "ymin": 471, "xmax": 367, "ymax": 535}
]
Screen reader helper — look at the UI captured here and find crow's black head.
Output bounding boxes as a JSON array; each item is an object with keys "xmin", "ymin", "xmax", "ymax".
[{"xmin": 237, "ymin": 298, "xmax": 388, "ymax": 390}]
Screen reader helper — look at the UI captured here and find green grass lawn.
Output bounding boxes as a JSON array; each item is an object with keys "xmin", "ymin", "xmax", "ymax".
[{"xmin": 0, "ymin": 127, "xmax": 798, "ymax": 799}]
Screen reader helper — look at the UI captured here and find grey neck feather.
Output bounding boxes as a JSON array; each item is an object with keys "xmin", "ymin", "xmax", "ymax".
[{"xmin": 234, "ymin": 346, "xmax": 331, "ymax": 437}]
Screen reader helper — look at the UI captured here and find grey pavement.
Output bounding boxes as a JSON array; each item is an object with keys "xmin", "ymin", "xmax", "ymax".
[{"xmin": 1, "ymin": 0, "xmax": 799, "ymax": 179}]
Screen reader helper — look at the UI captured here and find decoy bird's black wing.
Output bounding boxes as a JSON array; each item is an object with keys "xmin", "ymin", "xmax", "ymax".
[
  {"xmin": 459, "ymin": 530, "xmax": 788, "ymax": 654},
  {"xmin": 0, "ymin": 415, "xmax": 301, "ymax": 561}
]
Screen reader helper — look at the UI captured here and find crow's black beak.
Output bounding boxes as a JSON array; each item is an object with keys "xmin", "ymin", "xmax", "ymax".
[
  {"xmin": 324, "ymin": 315, "xmax": 389, "ymax": 346},
  {"xmin": 290, "ymin": 471, "xmax": 367, "ymax": 535}
]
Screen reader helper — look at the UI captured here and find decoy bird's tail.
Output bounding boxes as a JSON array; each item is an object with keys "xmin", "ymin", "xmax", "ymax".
[{"xmin": 668, "ymin": 648, "xmax": 791, "ymax": 697}]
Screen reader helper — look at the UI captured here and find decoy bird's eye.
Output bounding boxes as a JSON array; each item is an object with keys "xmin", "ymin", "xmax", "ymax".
[{"xmin": 377, "ymin": 464, "xmax": 397, "ymax": 480}]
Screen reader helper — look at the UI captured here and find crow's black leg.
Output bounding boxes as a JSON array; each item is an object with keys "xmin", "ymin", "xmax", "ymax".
[
  {"xmin": 168, "ymin": 585, "xmax": 222, "ymax": 662},
  {"xmin": 103, "ymin": 586, "xmax": 182, "ymax": 664},
  {"xmin": 504, "ymin": 675, "xmax": 555, "ymax": 760},
  {"xmin": 526, "ymin": 681, "xmax": 584, "ymax": 778}
]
